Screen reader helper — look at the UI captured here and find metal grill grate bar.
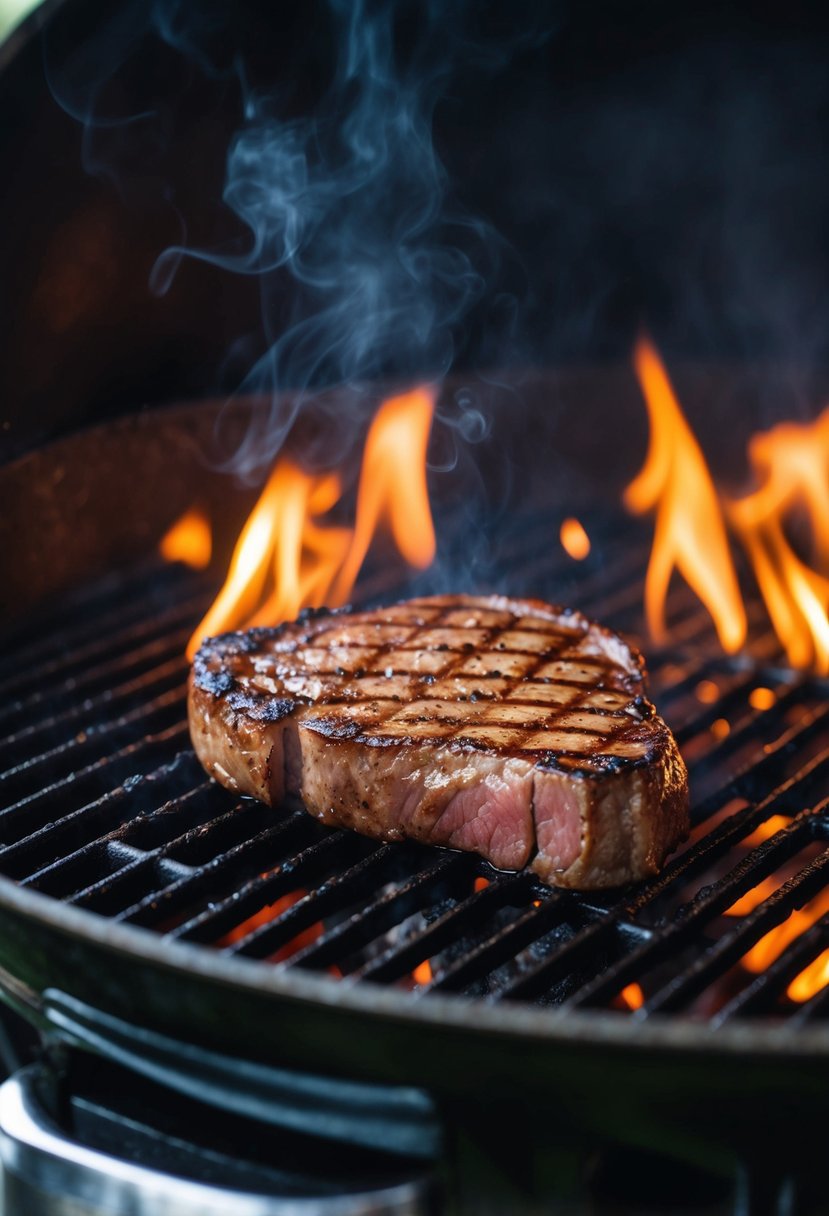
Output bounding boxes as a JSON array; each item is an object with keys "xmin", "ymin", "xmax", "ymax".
[
  {"xmin": 559, "ymin": 770, "xmax": 829, "ymax": 1012},
  {"xmin": 177, "ymin": 836, "xmax": 392, "ymax": 950},
  {"xmin": 423, "ymin": 891, "xmax": 578, "ymax": 995},
  {"xmin": 21, "ymin": 781, "xmax": 220, "ymax": 897},
  {"xmin": 0, "ymin": 570, "xmax": 208, "ymax": 699},
  {"xmin": 0, "ymin": 626, "xmax": 192, "ymax": 737},
  {"xmin": 0, "ymin": 752, "xmax": 204, "ymax": 878},
  {"xmin": 0, "ymin": 655, "xmax": 187, "ymax": 768},
  {"xmin": 496, "ymin": 748, "xmax": 829, "ymax": 1006},
  {"xmin": 68, "ymin": 803, "xmax": 309, "ymax": 918},
  {"xmin": 0, "ymin": 685, "xmax": 188, "ymax": 805},
  {"xmin": 353, "ymin": 870, "xmax": 533, "ymax": 985},
  {"xmin": 714, "ymin": 911, "xmax": 829, "ymax": 1023},
  {"xmin": 115, "ymin": 811, "xmax": 331, "ymax": 928},
  {"xmin": 640, "ymin": 824, "xmax": 829, "ymax": 1016},
  {"xmin": 280, "ymin": 852, "xmax": 470, "ymax": 973},
  {"xmin": 0, "ymin": 723, "xmax": 190, "ymax": 844}
]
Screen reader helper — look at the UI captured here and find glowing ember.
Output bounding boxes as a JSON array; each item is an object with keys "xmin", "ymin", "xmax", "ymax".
[
  {"xmin": 412, "ymin": 960, "xmax": 433, "ymax": 985},
  {"xmin": 748, "ymin": 686, "xmax": 776, "ymax": 711},
  {"xmin": 619, "ymin": 982, "xmax": 644, "ymax": 1010},
  {"xmin": 187, "ymin": 386, "xmax": 436, "ymax": 659},
  {"xmin": 741, "ymin": 890, "xmax": 829, "ymax": 982},
  {"xmin": 159, "ymin": 507, "xmax": 211, "ymax": 569},
  {"xmin": 724, "ymin": 876, "xmax": 779, "ymax": 918},
  {"xmin": 743, "ymin": 815, "xmax": 791, "ymax": 846},
  {"xmin": 219, "ymin": 894, "xmax": 299, "ymax": 946},
  {"xmin": 710, "ymin": 718, "xmax": 730, "ymax": 740},
  {"xmin": 787, "ymin": 949, "xmax": 829, "ymax": 1002},
  {"xmin": 625, "ymin": 335, "xmax": 747, "ymax": 653},
  {"xmin": 473, "ymin": 877, "xmax": 490, "ymax": 892},
  {"xmin": 218, "ymin": 890, "xmax": 322, "ymax": 962},
  {"xmin": 559, "ymin": 516, "xmax": 591, "ymax": 561},
  {"xmin": 695, "ymin": 679, "xmax": 720, "ymax": 704}
]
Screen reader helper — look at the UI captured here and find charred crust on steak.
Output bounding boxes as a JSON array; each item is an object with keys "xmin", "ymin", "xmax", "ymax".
[
  {"xmin": 229, "ymin": 693, "xmax": 297, "ymax": 723},
  {"xmin": 198, "ymin": 668, "xmax": 237, "ymax": 697},
  {"xmin": 296, "ymin": 604, "xmax": 341, "ymax": 623}
]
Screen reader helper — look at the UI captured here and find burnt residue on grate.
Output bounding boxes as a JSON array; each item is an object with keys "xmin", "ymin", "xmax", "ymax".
[{"xmin": 2, "ymin": 520, "xmax": 829, "ymax": 1023}]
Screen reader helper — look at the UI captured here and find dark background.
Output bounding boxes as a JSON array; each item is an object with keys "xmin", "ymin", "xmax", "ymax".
[{"xmin": 3, "ymin": 0, "xmax": 829, "ymax": 462}]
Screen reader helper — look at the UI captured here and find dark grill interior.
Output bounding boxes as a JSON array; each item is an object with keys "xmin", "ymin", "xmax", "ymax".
[{"xmin": 4, "ymin": 509, "xmax": 829, "ymax": 1024}]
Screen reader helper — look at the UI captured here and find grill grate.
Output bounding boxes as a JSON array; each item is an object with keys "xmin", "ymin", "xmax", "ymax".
[{"xmin": 3, "ymin": 513, "xmax": 829, "ymax": 1023}]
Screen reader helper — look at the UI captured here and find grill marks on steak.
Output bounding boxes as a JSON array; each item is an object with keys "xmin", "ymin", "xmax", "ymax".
[{"xmin": 189, "ymin": 595, "xmax": 689, "ymax": 889}]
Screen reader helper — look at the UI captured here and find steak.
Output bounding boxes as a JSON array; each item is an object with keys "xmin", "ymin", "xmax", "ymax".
[{"xmin": 188, "ymin": 594, "xmax": 689, "ymax": 889}]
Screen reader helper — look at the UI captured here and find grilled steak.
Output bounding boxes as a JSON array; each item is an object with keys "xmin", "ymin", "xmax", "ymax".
[{"xmin": 189, "ymin": 594, "xmax": 689, "ymax": 889}]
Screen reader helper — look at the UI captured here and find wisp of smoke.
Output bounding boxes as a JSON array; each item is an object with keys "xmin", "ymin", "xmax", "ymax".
[{"xmin": 150, "ymin": 0, "xmax": 538, "ymax": 480}]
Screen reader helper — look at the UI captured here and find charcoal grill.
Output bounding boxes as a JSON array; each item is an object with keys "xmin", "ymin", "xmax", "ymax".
[{"xmin": 2, "ymin": 378, "xmax": 829, "ymax": 1213}]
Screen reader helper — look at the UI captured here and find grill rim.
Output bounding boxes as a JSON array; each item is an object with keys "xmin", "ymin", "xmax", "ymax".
[{"xmin": 2, "ymin": 871, "xmax": 829, "ymax": 1061}]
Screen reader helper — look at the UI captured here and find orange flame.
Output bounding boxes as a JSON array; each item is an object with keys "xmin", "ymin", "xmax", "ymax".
[
  {"xmin": 560, "ymin": 517, "xmax": 591, "ymax": 561},
  {"xmin": 787, "ymin": 949, "xmax": 829, "ymax": 1002},
  {"xmin": 628, "ymin": 336, "xmax": 829, "ymax": 672},
  {"xmin": 742, "ymin": 815, "xmax": 791, "ymax": 847},
  {"xmin": 187, "ymin": 386, "xmax": 436, "ymax": 660},
  {"xmin": 724, "ymin": 876, "xmax": 779, "ymax": 918},
  {"xmin": 721, "ymin": 879, "xmax": 829, "ymax": 1001},
  {"xmin": 159, "ymin": 507, "xmax": 212, "ymax": 570},
  {"xmin": 625, "ymin": 335, "xmax": 747, "ymax": 652},
  {"xmin": 728, "ymin": 410, "xmax": 829, "ymax": 674},
  {"xmin": 739, "ymin": 889, "xmax": 829, "ymax": 1003},
  {"xmin": 332, "ymin": 387, "xmax": 436, "ymax": 602}
]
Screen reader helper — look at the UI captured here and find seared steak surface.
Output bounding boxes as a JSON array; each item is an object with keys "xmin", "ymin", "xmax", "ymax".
[{"xmin": 189, "ymin": 595, "xmax": 689, "ymax": 889}]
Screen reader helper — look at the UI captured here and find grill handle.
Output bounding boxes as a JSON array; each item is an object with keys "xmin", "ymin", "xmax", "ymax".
[
  {"xmin": 42, "ymin": 988, "xmax": 442, "ymax": 1160},
  {"xmin": 0, "ymin": 1064, "xmax": 433, "ymax": 1216}
]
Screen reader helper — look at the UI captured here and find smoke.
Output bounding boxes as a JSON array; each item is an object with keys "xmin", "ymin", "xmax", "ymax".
[
  {"xmin": 38, "ymin": 2, "xmax": 829, "ymax": 510},
  {"xmin": 144, "ymin": 0, "xmax": 546, "ymax": 481}
]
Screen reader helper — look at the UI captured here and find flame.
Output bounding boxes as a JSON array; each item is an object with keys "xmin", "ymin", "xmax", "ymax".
[
  {"xmin": 628, "ymin": 337, "xmax": 829, "ymax": 672},
  {"xmin": 728, "ymin": 410, "xmax": 829, "ymax": 674},
  {"xmin": 332, "ymin": 387, "xmax": 436, "ymax": 602},
  {"xmin": 721, "ymin": 880, "xmax": 829, "ymax": 1001},
  {"xmin": 159, "ymin": 507, "xmax": 212, "ymax": 569},
  {"xmin": 560, "ymin": 517, "xmax": 591, "ymax": 561},
  {"xmin": 745, "ymin": 412, "xmax": 829, "ymax": 565},
  {"xmin": 412, "ymin": 960, "xmax": 433, "ymax": 985},
  {"xmin": 187, "ymin": 386, "xmax": 436, "ymax": 659},
  {"xmin": 625, "ymin": 335, "xmax": 747, "ymax": 652}
]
